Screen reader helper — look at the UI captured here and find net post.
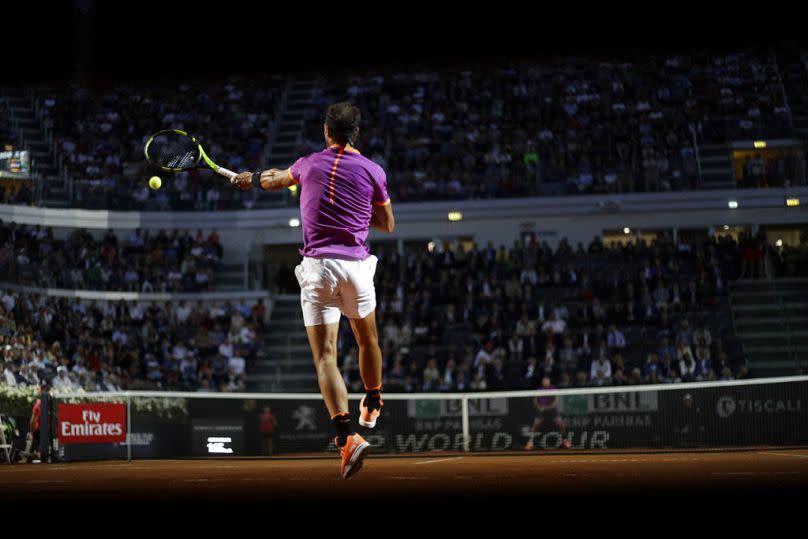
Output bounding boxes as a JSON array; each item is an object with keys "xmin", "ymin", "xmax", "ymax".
[
  {"xmin": 126, "ymin": 392, "xmax": 132, "ymax": 462},
  {"xmin": 461, "ymin": 394, "xmax": 470, "ymax": 452},
  {"xmin": 40, "ymin": 387, "xmax": 51, "ymax": 463}
]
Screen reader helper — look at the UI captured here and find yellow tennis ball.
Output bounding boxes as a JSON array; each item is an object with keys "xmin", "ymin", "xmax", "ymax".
[{"xmin": 149, "ymin": 176, "xmax": 162, "ymax": 190}]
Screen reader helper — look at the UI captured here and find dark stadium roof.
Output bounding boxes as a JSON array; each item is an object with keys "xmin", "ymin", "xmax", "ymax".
[{"xmin": 5, "ymin": 2, "xmax": 808, "ymax": 82}]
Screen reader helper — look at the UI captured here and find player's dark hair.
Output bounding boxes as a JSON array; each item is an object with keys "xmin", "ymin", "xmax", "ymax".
[{"xmin": 325, "ymin": 102, "xmax": 361, "ymax": 146}]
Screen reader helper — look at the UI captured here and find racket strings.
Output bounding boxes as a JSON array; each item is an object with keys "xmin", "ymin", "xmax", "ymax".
[{"xmin": 146, "ymin": 132, "xmax": 201, "ymax": 170}]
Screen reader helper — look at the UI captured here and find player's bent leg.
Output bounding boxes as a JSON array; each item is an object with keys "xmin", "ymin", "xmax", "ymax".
[
  {"xmin": 349, "ymin": 309, "xmax": 382, "ymax": 389},
  {"xmin": 305, "ymin": 323, "xmax": 347, "ymax": 417},
  {"xmin": 349, "ymin": 310, "xmax": 384, "ymax": 428},
  {"xmin": 304, "ymin": 322, "xmax": 369, "ymax": 479}
]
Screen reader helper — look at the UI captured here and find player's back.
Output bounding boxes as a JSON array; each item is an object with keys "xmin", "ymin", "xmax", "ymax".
[{"xmin": 291, "ymin": 145, "xmax": 389, "ymax": 261}]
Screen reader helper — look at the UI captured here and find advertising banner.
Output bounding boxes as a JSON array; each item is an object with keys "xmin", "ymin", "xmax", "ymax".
[{"xmin": 57, "ymin": 403, "xmax": 126, "ymax": 445}]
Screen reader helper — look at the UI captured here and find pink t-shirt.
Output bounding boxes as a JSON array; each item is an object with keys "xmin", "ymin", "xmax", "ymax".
[{"xmin": 290, "ymin": 145, "xmax": 390, "ymax": 260}]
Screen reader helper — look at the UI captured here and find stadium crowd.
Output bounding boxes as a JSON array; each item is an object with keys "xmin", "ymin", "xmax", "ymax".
[
  {"xmin": 20, "ymin": 51, "xmax": 800, "ymax": 210},
  {"xmin": 297, "ymin": 52, "xmax": 794, "ymax": 202},
  {"xmin": 0, "ymin": 225, "xmax": 799, "ymax": 394},
  {"xmin": 0, "ymin": 221, "xmax": 223, "ymax": 292},
  {"xmin": 38, "ymin": 75, "xmax": 282, "ymax": 210},
  {"xmin": 329, "ymin": 231, "xmax": 762, "ymax": 393},
  {"xmin": 0, "ymin": 291, "xmax": 267, "ymax": 393}
]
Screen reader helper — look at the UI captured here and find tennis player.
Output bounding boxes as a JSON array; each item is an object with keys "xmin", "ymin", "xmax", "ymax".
[
  {"xmin": 233, "ymin": 102, "xmax": 394, "ymax": 479},
  {"xmin": 524, "ymin": 376, "xmax": 572, "ymax": 450}
]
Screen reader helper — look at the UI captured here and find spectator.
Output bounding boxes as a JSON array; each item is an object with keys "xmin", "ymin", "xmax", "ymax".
[
  {"xmin": 606, "ymin": 323, "xmax": 626, "ymax": 353},
  {"xmin": 52, "ymin": 365, "xmax": 76, "ymax": 390},
  {"xmin": 590, "ymin": 352, "xmax": 612, "ymax": 385}
]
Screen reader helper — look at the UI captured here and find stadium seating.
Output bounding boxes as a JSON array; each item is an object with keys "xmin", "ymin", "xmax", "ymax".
[
  {"xmin": 261, "ymin": 232, "xmax": 767, "ymax": 393},
  {"xmin": 0, "ymin": 222, "xmax": 224, "ymax": 292},
  {"xmin": 3, "ymin": 51, "xmax": 800, "ymax": 210}
]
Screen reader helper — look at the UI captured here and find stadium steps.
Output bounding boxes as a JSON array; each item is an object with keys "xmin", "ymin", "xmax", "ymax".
[
  {"xmin": 778, "ymin": 54, "xmax": 808, "ymax": 134},
  {"xmin": 729, "ymin": 278, "xmax": 808, "ymax": 376},
  {"xmin": 697, "ymin": 144, "xmax": 735, "ymax": 189},
  {"xmin": 734, "ymin": 317, "xmax": 808, "ymax": 332},
  {"xmin": 732, "ymin": 303, "xmax": 807, "ymax": 313},
  {"xmin": 0, "ymin": 87, "xmax": 72, "ymax": 205},
  {"xmin": 211, "ymin": 263, "xmax": 247, "ymax": 291},
  {"xmin": 254, "ymin": 77, "xmax": 318, "ymax": 210},
  {"xmin": 731, "ymin": 291, "xmax": 808, "ymax": 305},
  {"xmin": 247, "ymin": 295, "xmax": 317, "ymax": 392}
]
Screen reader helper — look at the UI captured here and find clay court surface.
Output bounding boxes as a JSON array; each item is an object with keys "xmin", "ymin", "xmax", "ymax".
[{"xmin": 3, "ymin": 447, "xmax": 808, "ymax": 504}]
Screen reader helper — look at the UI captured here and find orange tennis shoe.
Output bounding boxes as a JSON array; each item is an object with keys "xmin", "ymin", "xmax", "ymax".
[
  {"xmin": 337, "ymin": 433, "xmax": 370, "ymax": 480},
  {"xmin": 359, "ymin": 395, "xmax": 383, "ymax": 428}
]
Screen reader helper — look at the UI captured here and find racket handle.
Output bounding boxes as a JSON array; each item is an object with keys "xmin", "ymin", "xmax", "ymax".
[{"xmin": 216, "ymin": 167, "xmax": 237, "ymax": 181}]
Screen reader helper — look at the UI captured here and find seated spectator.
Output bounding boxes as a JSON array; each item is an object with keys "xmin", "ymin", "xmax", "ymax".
[
  {"xmin": 422, "ymin": 358, "xmax": 440, "ymax": 392},
  {"xmin": 558, "ymin": 336, "xmax": 579, "ymax": 374},
  {"xmin": 694, "ymin": 346, "xmax": 712, "ymax": 381},
  {"xmin": 590, "ymin": 352, "xmax": 612, "ymax": 385},
  {"xmin": 692, "ymin": 322, "xmax": 712, "ymax": 348},
  {"xmin": 487, "ymin": 357, "xmax": 506, "ymax": 390},
  {"xmin": 606, "ymin": 323, "xmax": 626, "ymax": 353},
  {"xmin": 52, "ymin": 365, "xmax": 76, "ymax": 390},
  {"xmin": 663, "ymin": 367, "xmax": 682, "ymax": 384},
  {"xmin": 508, "ymin": 332, "xmax": 524, "ymax": 362},
  {"xmin": 679, "ymin": 352, "xmax": 698, "ymax": 382},
  {"xmin": 643, "ymin": 352, "xmax": 661, "ymax": 381},
  {"xmin": 524, "ymin": 356, "xmax": 539, "ymax": 387},
  {"xmin": 471, "ymin": 371, "xmax": 488, "ymax": 391}
]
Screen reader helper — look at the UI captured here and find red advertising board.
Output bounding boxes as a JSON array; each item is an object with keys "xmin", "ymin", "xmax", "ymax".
[{"xmin": 58, "ymin": 403, "xmax": 127, "ymax": 444}]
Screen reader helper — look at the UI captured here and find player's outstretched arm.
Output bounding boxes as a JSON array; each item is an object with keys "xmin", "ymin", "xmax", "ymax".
[
  {"xmin": 260, "ymin": 168, "xmax": 296, "ymax": 190},
  {"xmin": 231, "ymin": 171, "xmax": 255, "ymax": 190},
  {"xmin": 231, "ymin": 168, "xmax": 296, "ymax": 191}
]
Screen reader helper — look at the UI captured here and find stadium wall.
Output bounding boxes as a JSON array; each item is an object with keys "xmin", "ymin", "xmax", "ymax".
[{"xmin": 1, "ymin": 188, "xmax": 805, "ymax": 261}]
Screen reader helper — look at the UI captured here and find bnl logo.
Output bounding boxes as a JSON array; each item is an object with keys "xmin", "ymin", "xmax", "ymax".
[{"xmin": 207, "ymin": 437, "xmax": 233, "ymax": 454}]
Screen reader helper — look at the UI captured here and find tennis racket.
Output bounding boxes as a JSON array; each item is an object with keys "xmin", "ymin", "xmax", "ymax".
[{"xmin": 144, "ymin": 129, "xmax": 237, "ymax": 182}]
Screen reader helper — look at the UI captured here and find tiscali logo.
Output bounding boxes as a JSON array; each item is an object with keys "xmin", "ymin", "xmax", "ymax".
[
  {"xmin": 717, "ymin": 396, "xmax": 736, "ymax": 418},
  {"xmin": 717, "ymin": 396, "xmax": 801, "ymax": 417}
]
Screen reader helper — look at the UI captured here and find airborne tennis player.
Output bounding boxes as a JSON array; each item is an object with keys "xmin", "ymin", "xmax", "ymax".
[{"xmin": 233, "ymin": 102, "xmax": 394, "ymax": 479}]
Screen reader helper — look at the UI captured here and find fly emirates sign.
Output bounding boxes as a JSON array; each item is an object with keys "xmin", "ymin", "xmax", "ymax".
[{"xmin": 58, "ymin": 403, "xmax": 127, "ymax": 444}]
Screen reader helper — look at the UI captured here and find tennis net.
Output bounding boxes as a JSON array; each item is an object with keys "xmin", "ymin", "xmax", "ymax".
[{"xmin": 46, "ymin": 376, "xmax": 808, "ymax": 461}]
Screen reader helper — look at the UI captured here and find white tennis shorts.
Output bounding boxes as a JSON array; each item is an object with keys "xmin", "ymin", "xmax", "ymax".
[{"xmin": 294, "ymin": 255, "xmax": 378, "ymax": 326}]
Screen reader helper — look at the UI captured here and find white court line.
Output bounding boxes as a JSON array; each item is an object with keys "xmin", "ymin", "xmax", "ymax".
[
  {"xmin": 414, "ymin": 456, "xmax": 465, "ymax": 465},
  {"xmin": 240, "ymin": 477, "xmax": 281, "ymax": 481},
  {"xmin": 389, "ymin": 476, "xmax": 431, "ymax": 480},
  {"xmin": 758, "ymin": 451, "xmax": 808, "ymax": 459},
  {"xmin": 712, "ymin": 471, "xmax": 801, "ymax": 476},
  {"xmin": 540, "ymin": 458, "xmax": 702, "ymax": 464},
  {"xmin": 28, "ymin": 480, "xmax": 70, "ymax": 483}
]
